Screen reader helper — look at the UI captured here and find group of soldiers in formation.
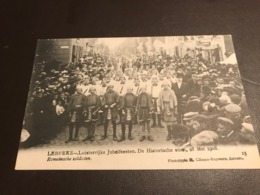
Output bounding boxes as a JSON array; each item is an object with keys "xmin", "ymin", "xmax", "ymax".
[{"xmin": 23, "ymin": 52, "xmax": 256, "ymax": 147}]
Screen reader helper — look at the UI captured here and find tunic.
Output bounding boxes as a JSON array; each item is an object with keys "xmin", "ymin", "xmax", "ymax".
[
  {"xmin": 102, "ymin": 90, "xmax": 120, "ymax": 120},
  {"xmin": 158, "ymin": 89, "xmax": 177, "ymax": 125},
  {"xmin": 83, "ymin": 94, "xmax": 101, "ymax": 122},
  {"xmin": 67, "ymin": 93, "xmax": 85, "ymax": 123},
  {"xmin": 121, "ymin": 93, "xmax": 137, "ymax": 123},
  {"xmin": 136, "ymin": 92, "xmax": 153, "ymax": 122}
]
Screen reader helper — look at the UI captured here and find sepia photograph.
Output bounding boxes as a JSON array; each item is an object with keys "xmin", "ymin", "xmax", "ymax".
[
  {"xmin": 15, "ymin": 35, "xmax": 260, "ymax": 170},
  {"xmin": 4, "ymin": 0, "xmax": 260, "ymax": 194}
]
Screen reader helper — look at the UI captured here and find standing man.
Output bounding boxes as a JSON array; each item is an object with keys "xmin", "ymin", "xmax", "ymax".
[
  {"xmin": 136, "ymin": 86, "xmax": 154, "ymax": 141},
  {"xmin": 66, "ymin": 86, "xmax": 85, "ymax": 143},
  {"xmin": 158, "ymin": 81, "xmax": 178, "ymax": 141},
  {"xmin": 149, "ymin": 76, "xmax": 164, "ymax": 128},
  {"xmin": 172, "ymin": 72, "xmax": 187, "ymax": 124},
  {"xmin": 118, "ymin": 86, "xmax": 137, "ymax": 142},
  {"xmin": 82, "ymin": 86, "xmax": 101, "ymax": 141},
  {"xmin": 102, "ymin": 85, "xmax": 120, "ymax": 141}
]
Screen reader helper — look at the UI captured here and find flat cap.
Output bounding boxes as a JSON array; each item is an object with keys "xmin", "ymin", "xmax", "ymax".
[
  {"xmin": 190, "ymin": 130, "xmax": 219, "ymax": 146},
  {"xmin": 225, "ymin": 103, "xmax": 241, "ymax": 113},
  {"xmin": 242, "ymin": 123, "xmax": 254, "ymax": 132},
  {"xmin": 217, "ymin": 117, "xmax": 234, "ymax": 126},
  {"xmin": 183, "ymin": 112, "xmax": 199, "ymax": 121}
]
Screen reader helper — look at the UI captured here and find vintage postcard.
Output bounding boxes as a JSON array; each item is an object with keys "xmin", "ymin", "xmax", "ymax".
[{"xmin": 15, "ymin": 35, "xmax": 260, "ymax": 170}]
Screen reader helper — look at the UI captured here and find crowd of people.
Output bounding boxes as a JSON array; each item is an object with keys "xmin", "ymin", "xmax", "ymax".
[{"xmin": 20, "ymin": 49, "xmax": 256, "ymax": 148}]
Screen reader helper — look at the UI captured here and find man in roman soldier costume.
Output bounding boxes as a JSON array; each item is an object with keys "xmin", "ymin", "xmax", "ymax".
[
  {"xmin": 136, "ymin": 86, "xmax": 154, "ymax": 141},
  {"xmin": 66, "ymin": 86, "xmax": 85, "ymax": 143},
  {"xmin": 118, "ymin": 86, "xmax": 137, "ymax": 142},
  {"xmin": 149, "ymin": 76, "xmax": 164, "ymax": 128},
  {"xmin": 158, "ymin": 80, "xmax": 178, "ymax": 141},
  {"xmin": 102, "ymin": 85, "xmax": 120, "ymax": 141},
  {"xmin": 82, "ymin": 86, "xmax": 101, "ymax": 141}
]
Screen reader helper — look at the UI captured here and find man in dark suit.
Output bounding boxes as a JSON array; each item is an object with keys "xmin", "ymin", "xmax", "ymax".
[
  {"xmin": 172, "ymin": 72, "xmax": 188, "ymax": 124},
  {"xmin": 186, "ymin": 74, "xmax": 201, "ymax": 97}
]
